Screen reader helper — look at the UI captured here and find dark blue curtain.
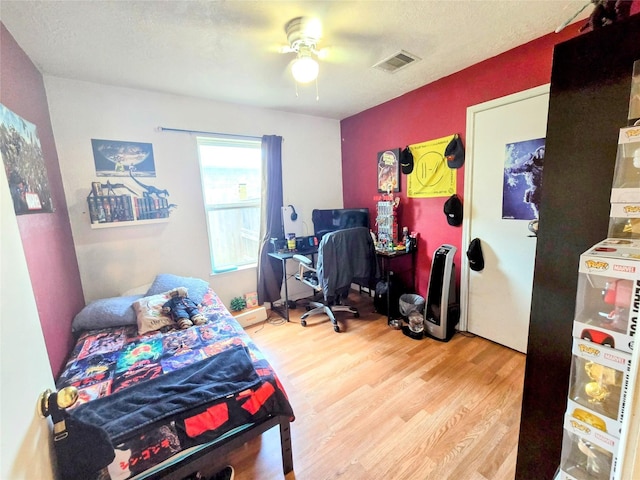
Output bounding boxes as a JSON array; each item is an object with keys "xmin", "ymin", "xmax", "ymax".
[{"xmin": 257, "ymin": 135, "xmax": 284, "ymax": 304}]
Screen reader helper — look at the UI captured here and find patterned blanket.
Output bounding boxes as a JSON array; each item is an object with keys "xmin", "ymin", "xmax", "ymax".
[{"xmin": 56, "ymin": 290, "xmax": 293, "ymax": 479}]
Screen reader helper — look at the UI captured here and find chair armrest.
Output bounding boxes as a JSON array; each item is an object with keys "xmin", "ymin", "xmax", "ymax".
[
  {"xmin": 293, "ymin": 254, "xmax": 312, "ymax": 265},
  {"xmin": 293, "ymin": 254, "xmax": 320, "ymax": 291}
]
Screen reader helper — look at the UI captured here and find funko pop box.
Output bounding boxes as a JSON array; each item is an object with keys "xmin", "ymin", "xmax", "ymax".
[
  {"xmin": 610, "ymin": 126, "xmax": 640, "ymax": 203},
  {"xmin": 573, "ymin": 239, "xmax": 640, "ymax": 353},
  {"xmin": 566, "ymin": 338, "xmax": 632, "ymax": 438},
  {"xmin": 560, "ymin": 412, "xmax": 620, "ymax": 480},
  {"xmin": 608, "ymin": 202, "xmax": 640, "ymax": 240}
]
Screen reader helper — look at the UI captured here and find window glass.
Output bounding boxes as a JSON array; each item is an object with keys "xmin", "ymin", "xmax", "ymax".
[{"xmin": 197, "ymin": 136, "xmax": 262, "ymax": 274}]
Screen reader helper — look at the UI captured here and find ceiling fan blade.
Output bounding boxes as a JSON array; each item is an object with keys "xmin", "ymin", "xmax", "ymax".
[
  {"xmin": 264, "ymin": 43, "xmax": 295, "ymax": 55},
  {"xmin": 278, "ymin": 45, "xmax": 296, "ymax": 54}
]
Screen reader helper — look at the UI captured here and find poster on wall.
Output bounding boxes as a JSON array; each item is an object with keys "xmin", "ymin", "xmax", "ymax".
[
  {"xmin": 0, "ymin": 103, "xmax": 54, "ymax": 215},
  {"xmin": 407, "ymin": 134, "xmax": 457, "ymax": 198},
  {"xmin": 502, "ymin": 137, "xmax": 545, "ymax": 220},
  {"xmin": 377, "ymin": 148, "xmax": 400, "ymax": 193},
  {"xmin": 92, "ymin": 139, "xmax": 156, "ymax": 177}
]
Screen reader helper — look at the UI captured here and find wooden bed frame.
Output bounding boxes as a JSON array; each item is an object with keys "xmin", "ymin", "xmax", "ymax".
[{"xmin": 144, "ymin": 415, "xmax": 293, "ymax": 479}]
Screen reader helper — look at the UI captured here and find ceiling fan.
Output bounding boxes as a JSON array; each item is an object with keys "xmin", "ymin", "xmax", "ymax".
[{"xmin": 279, "ymin": 16, "xmax": 328, "ymax": 85}]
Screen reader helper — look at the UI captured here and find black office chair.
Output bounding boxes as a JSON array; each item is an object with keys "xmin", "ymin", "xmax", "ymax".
[{"xmin": 293, "ymin": 226, "xmax": 377, "ymax": 332}]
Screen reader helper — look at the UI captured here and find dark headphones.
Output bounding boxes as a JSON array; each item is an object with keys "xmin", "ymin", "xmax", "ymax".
[{"xmin": 288, "ymin": 205, "xmax": 298, "ymax": 221}]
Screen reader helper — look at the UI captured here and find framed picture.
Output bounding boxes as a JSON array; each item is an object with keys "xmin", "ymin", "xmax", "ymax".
[
  {"xmin": 92, "ymin": 139, "xmax": 156, "ymax": 177},
  {"xmin": 377, "ymin": 148, "xmax": 400, "ymax": 193},
  {"xmin": 1, "ymin": 103, "xmax": 54, "ymax": 214}
]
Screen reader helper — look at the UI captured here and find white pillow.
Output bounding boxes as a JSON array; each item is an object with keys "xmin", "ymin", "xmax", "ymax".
[{"xmin": 132, "ymin": 291, "xmax": 175, "ymax": 334}]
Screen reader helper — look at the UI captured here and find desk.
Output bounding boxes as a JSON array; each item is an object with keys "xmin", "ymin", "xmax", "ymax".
[
  {"xmin": 268, "ymin": 248, "xmax": 318, "ymax": 321},
  {"xmin": 268, "ymin": 247, "xmax": 416, "ymax": 324},
  {"xmin": 376, "ymin": 248, "xmax": 417, "ymax": 324}
]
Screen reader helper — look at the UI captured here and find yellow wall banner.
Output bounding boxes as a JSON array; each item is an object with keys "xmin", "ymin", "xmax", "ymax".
[{"xmin": 407, "ymin": 134, "xmax": 457, "ymax": 198}]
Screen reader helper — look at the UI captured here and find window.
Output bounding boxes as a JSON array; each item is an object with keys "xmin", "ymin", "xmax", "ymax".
[{"xmin": 197, "ymin": 136, "xmax": 262, "ymax": 274}]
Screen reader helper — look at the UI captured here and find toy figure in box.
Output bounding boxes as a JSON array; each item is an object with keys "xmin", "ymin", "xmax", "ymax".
[
  {"xmin": 576, "ymin": 437, "xmax": 611, "ymax": 478},
  {"xmin": 584, "ymin": 361, "xmax": 618, "ymax": 404},
  {"xmin": 162, "ymin": 287, "xmax": 206, "ymax": 329},
  {"xmin": 599, "ymin": 279, "xmax": 631, "ymax": 331}
]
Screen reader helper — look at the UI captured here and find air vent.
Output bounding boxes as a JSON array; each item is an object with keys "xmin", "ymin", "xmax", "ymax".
[{"xmin": 373, "ymin": 50, "xmax": 421, "ymax": 73}]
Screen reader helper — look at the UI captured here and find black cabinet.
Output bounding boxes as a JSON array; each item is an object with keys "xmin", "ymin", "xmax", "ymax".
[{"xmin": 515, "ymin": 15, "xmax": 640, "ymax": 480}]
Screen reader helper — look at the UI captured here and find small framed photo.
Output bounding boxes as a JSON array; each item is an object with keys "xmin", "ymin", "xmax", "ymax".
[
  {"xmin": 244, "ymin": 292, "xmax": 259, "ymax": 309},
  {"xmin": 377, "ymin": 149, "xmax": 400, "ymax": 193}
]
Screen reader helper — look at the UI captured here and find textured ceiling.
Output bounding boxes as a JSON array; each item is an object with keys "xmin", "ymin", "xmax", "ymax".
[{"xmin": 0, "ymin": 1, "xmax": 591, "ymax": 120}]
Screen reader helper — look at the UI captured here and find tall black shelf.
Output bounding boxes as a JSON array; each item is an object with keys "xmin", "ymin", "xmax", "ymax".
[{"xmin": 515, "ymin": 15, "xmax": 640, "ymax": 480}]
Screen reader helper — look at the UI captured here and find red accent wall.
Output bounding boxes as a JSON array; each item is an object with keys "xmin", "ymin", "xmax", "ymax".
[
  {"xmin": 340, "ymin": 18, "xmax": 632, "ymax": 295},
  {"xmin": 1, "ymin": 23, "xmax": 84, "ymax": 377}
]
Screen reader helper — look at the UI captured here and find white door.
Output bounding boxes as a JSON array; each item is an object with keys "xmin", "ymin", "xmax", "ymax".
[{"xmin": 461, "ymin": 85, "xmax": 549, "ymax": 353}]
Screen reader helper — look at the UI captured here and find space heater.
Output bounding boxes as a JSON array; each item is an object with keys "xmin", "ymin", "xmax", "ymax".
[{"xmin": 424, "ymin": 244, "xmax": 459, "ymax": 341}]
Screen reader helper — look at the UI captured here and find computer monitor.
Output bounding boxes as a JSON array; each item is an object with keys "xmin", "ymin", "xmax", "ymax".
[{"xmin": 312, "ymin": 208, "xmax": 370, "ymax": 240}]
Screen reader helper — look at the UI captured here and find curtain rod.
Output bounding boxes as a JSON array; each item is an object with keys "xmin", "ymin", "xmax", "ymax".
[{"xmin": 157, "ymin": 126, "xmax": 261, "ymax": 141}]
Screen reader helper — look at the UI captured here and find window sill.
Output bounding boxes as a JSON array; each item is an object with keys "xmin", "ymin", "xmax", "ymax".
[{"xmin": 210, "ymin": 263, "xmax": 257, "ymax": 277}]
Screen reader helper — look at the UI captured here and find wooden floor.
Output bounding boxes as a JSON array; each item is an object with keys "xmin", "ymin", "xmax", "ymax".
[{"xmin": 224, "ymin": 293, "xmax": 526, "ymax": 480}]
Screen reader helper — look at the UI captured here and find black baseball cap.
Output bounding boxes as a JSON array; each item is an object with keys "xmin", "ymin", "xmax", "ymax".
[
  {"xmin": 467, "ymin": 238, "xmax": 485, "ymax": 271},
  {"xmin": 445, "ymin": 134, "xmax": 465, "ymax": 169},
  {"xmin": 443, "ymin": 194, "xmax": 463, "ymax": 226},
  {"xmin": 400, "ymin": 146, "xmax": 414, "ymax": 174}
]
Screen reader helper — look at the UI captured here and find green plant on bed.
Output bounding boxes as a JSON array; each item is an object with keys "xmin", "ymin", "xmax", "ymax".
[{"xmin": 230, "ymin": 296, "xmax": 247, "ymax": 312}]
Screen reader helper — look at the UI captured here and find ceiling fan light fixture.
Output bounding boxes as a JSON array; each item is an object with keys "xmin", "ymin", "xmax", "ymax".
[{"xmin": 291, "ymin": 55, "xmax": 319, "ymax": 83}]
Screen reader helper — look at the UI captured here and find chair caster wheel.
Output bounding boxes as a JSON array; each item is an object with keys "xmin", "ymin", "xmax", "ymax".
[
  {"xmin": 354, "ymin": 313, "xmax": 360, "ymax": 318},
  {"xmin": 333, "ymin": 325, "xmax": 340, "ymax": 333},
  {"xmin": 301, "ymin": 320, "xmax": 307, "ymax": 327}
]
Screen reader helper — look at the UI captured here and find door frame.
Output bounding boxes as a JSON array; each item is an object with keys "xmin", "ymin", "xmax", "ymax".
[{"xmin": 460, "ymin": 84, "xmax": 550, "ymax": 333}]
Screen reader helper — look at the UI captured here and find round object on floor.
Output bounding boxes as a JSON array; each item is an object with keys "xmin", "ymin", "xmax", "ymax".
[{"xmin": 388, "ymin": 318, "xmax": 402, "ymax": 329}]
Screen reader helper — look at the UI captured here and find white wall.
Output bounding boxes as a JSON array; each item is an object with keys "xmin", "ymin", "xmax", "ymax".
[
  {"xmin": 1, "ymin": 171, "xmax": 56, "ymax": 479},
  {"xmin": 44, "ymin": 76, "xmax": 344, "ymax": 306}
]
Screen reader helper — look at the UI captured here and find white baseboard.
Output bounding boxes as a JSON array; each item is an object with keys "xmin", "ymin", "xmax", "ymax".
[{"xmin": 231, "ymin": 306, "xmax": 267, "ymax": 328}]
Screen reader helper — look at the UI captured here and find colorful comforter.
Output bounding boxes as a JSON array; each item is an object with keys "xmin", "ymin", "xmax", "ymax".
[{"xmin": 56, "ymin": 290, "xmax": 293, "ymax": 479}]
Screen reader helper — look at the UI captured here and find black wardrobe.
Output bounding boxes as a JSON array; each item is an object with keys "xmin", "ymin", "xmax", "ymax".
[{"xmin": 515, "ymin": 15, "xmax": 640, "ymax": 480}]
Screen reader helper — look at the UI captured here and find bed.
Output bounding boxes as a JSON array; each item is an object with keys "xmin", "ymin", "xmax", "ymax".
[{"xmin": 48, "ymin": 274, "xmax": 294, "ymax": 480}]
